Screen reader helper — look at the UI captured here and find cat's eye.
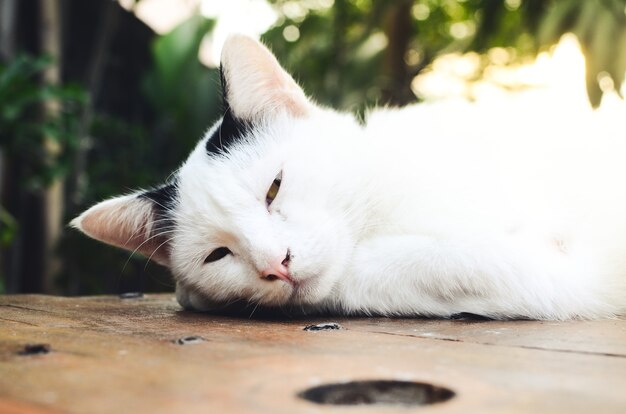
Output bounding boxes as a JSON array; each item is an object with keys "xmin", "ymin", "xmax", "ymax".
[
  {"xmin": 204, "ymin": 247, "xmax": 231, "ymax": 263},
  {"xmin": 266, "ymin": 170, "xmax": 282, "ymax": 206}
]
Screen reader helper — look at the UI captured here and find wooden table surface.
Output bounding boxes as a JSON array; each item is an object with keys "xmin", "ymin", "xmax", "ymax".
[{"xmin": 0, "ymin": 294, "xmax": 624, "ymax": 413}]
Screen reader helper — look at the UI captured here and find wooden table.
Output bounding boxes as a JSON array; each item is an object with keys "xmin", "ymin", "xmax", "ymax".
[{"xmin": 0, "ymin": 294, "xmax": 624, "ymax": 413}]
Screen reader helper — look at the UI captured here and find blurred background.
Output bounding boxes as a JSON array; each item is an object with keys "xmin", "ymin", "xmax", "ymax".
[{"xmin": 0, "ymin": 0, "xmax": 625, "ymax": 295}]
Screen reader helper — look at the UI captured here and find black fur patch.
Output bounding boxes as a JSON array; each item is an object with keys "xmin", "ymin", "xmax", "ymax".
[
  {"xmin": 205, "ymin": 108, "xmax": 251, "ymax": 155},
  {"xmin": 205, "ymin": 67, "xmax": 252, "ymax": 155},
  {"xmin": 140, "ymin": 182, "xmax": 178, "ymax": 231}
]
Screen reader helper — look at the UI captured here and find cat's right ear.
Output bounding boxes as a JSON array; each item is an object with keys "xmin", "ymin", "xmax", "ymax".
[
  {"xmin": 70, "ymin": 194, "xmax": 171, "ymax": 266},
  {"xmin": 220, "ymin": 34, "xmax": 313, "ymax": 121}
]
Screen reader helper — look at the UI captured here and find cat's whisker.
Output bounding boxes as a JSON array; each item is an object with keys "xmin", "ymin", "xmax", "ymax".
[
  {"xmin": 146, "ymin": 236, "xmax": 175, "ymax": 270},
  {"xmin": 222, "ymin": 296, "xmax": 242, "ymax": 309},
  {"xmin": 241, "ymin": 298, "xmax": 255, "ymax": 312},
  {"xmin": 164, "ymin": 168, "xmax": 181, "ymax": 184},
  {"xmin": 121, "ymin": 216, "xmax": 181, "ymax": 248},
  {"xmin": 121, "ymin": 229, "xmax": 178, "ymax": 274},
  {"xmin": 248, "ymin": 300, "xmax": 261, "ymax": 319}
]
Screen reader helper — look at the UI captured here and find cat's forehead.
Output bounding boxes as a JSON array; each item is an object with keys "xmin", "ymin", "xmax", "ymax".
[
  {"xmin": 174, "ymin": 109, "xmax": 358, "ymax": 215},
  {"xmin": 175, "ymin": 131, "xmax": 278, "ymax": 214},
  {"xmin": 178, "ymin": 155, "xmax": 255, "ymax": 207}
]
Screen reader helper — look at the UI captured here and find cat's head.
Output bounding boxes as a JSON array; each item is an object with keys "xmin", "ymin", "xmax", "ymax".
[{"xmin": 72, "ymin": 35, "xmax": 363, "ymax": 309}]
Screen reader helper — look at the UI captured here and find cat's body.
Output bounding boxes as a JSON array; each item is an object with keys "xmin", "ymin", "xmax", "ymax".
[{"xmin": 73, "ymin": 35, "xmax": 626, "ymax": 320}]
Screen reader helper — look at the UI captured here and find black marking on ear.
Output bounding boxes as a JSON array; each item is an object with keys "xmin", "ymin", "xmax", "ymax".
[
  {"xmin": 205, "ymin": 108, "xmax": 251, "ymax": 155},
  {"xmin": 205, "ymin": 66, "xmax": 253, "ymax": 156},
  {"xmin": 139, "ymin": 181, "xmax": 178, "ymax": 231}
]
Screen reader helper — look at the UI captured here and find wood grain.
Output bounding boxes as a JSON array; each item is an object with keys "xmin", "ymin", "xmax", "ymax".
[{"xmin": 1, "ymin": 294, "xmax": 625, "ymax": 413}]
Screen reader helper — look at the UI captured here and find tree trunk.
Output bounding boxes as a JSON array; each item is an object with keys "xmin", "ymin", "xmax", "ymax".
[
  {"xmin": 0, "ymin": 0, "xmax": 17, "ymax": 60},
  {"xmin": 67, "ymin": 1, "xmax": 120, "ymax": 211},
  {"xmin": 0, "ymin": 0, "xmax": 18, "ymax": 292},
  {"xmin": 381, "ymin": 0, "xmax": 416, "ymax": 106},
  {"xmin": 39, "ymin": 0, "xmax": 63, "ymax": 293}
]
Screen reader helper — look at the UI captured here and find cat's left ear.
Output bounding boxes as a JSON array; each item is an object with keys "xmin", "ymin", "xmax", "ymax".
[
  {"xmin": 70, "ymin": 193, "xmax": 171, "ymax": 267},
  {"xmin": 220, "ymin": 34, "xmax": 313, "ymax": 121}
]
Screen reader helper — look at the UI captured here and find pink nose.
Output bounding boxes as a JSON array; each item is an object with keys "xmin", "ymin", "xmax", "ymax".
[
  {"xmin": 261, "ymin": 263, "xmax": 292, "ymax": 283},
  {"xmin": 260, "ymin": 251, "xmax": 292, "ymax": 284}
]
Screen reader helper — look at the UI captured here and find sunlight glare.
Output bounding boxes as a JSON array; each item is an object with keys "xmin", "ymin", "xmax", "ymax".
[
  {"xmin": 118, "ymin": 0, "xmax": 277, "ymax": 67},
  {"xmin": 412, "ymin": 34, "xmax": 591, "ymax": 111},
  {"xmin": 200, "ymin": 0, "xmax": 277, "ymax": 66},
  {"xmin": 123, "ymin": 0, "xmax": 198, "ymax": 34}
]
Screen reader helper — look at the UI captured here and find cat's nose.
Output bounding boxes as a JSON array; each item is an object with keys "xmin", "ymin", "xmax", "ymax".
[
  {"xmin": 260, "ymin": 250, "xmax": 293, "ymax": 284},
  {"xmin": 260, "ymin": 264, "xmax": 292, "ymax": 284}
]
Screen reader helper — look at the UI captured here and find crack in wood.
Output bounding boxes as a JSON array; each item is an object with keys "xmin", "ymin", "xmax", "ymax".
[
  {"xmin": 358, "ymin": 329, "xmax": 626, "ymax": 359},
  {"xmin": 0, "ymin": 317, "xmax": 40, "ymax": 327},
  {"xmin": 0, "ymin": 304, "xmax": 55, "ymax": 314}
]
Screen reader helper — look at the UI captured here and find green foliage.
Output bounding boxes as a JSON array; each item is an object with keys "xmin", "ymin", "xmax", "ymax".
[
  {"xmin": 57, "ymin": 15, "xmax": 223, "ymax": 295},
  {"xmin": 0, "ymin": 53, "xmax": 85, "ymax": 259},
  {"xmin": 0, "ymin": 54, "xmax": 86, "ymax": 189},
  {"xmin": 263, "ymin": 0, "xmax": 390, "ymax": 112},
  {"xmin": 264, "ymin": 0, "xmax": 626, "ymax": 109},
  {"xmin": 56, "ymin": 113, "xmax": 179, "ymax": 294},
  {"xmin": 262, "ymin": 0, "xmax": 541, "ymax": 110},
  {"xmin": 0, "ymin": 206, "xmax": 17, "ymax": 247},
  {"xmin": 144, "ymin": 15, "xmax": 222, "ymax": 155}
]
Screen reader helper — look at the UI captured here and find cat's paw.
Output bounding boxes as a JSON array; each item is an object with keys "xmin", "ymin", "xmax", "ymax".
[{"xmin": 175, "ymin": 283, "xmax": 221, "ymax": 311}]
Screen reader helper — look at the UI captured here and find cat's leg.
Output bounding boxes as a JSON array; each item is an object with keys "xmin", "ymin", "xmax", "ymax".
[{"xmin": 334, "ymin": 234, "xmax": 610, "ymax": 319}]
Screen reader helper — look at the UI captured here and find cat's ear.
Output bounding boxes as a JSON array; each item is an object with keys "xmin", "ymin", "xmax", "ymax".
[
  {"xmin": 220, "ymin": 34, "xmax": 313, "ymax": 121},
  {"xmin": 70, "ymin": 194, "xmax": 171, "ymax": 266}
]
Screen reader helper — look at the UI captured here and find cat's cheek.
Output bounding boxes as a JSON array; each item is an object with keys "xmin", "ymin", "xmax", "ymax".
[
  {"xmin": 176, "ymin": 283, "xmax": 224, "ymax": 311},
  {"xmin": 254, "ymin": 281, "xmax": 296, "ymax": 306},
  {"xmin": 286, "ymin": 218, "xmax": 353, "ymax": 305}
]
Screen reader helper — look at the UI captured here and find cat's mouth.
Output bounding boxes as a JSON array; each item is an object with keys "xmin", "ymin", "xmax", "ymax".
[{"xmin": 288, "ymin": 275, "xmax": 320, "ymax": 304}]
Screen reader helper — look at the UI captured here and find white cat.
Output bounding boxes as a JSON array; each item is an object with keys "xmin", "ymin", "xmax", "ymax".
[{"xmin": 72, "ymin": 35, "xmax": 626, "ymax": 320}]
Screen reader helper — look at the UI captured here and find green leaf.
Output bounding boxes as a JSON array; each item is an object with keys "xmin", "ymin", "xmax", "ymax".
[
  {"xmin": 151, "ymin": 15, "xmax": 215, "ymax": 92},
  {"xmin": 0, "ymin": 205, "xmax": 18, "ymax": 247}
]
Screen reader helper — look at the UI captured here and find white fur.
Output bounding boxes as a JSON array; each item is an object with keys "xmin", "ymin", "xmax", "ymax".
[
  {"xmin": 76, "ymin": 36, "xmax": 626, "ymax": 320},
  {"xmin": 168, "ymin": 95, "xmax": 626, "ymax": 319}
]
